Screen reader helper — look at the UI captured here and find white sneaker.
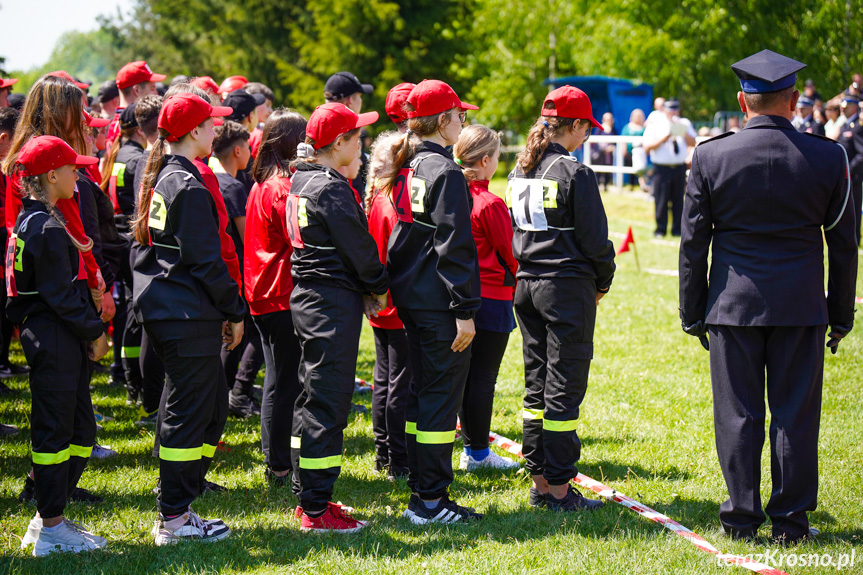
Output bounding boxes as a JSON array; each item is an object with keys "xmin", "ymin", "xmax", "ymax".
[
  {"xmin": 458, "ymin": 451, "xmax": 470, "ymax": 470},
  {"xmin": 91, "ymin": 444, "xmax": 118, "ymax": 458},
  {"xmin": 20, "ymin": 514, "xmax": 40, "ymax": 549},
  {"xmin": 63, "ymin": 518, "xmax": 107, "ymax": 548},
  {"xmin": 463, "ymin": 451, "xmax": 520, "ymax": 471},
  {"xmin": 32, "ymin": 520, "xmax": 101, "ymax": 557},
  {"xmin": 152, "ymin": 509, "xmax": 231, "ymax": 546}
]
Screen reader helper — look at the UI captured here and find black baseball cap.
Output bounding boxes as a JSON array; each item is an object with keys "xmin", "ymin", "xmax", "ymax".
[
  {"xmin": 223, "ymin": 89, "xmax": 266, "ymax": 122},
  {"xmin": 120, "ymin": 102, "xmax": 138, "ymax": 129},
  {"xmin": 97, "ymin": 80, "xmax": 119, "ymax": 104},
  {"xmin": 325, "ymin": 72, "xmax": 373, "ymax": 100}
]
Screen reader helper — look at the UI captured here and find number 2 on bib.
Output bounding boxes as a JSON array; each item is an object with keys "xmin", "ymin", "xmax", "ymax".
[{"xmin": 392, "ymin": 168, "xmax": 427, "ymax": 223}]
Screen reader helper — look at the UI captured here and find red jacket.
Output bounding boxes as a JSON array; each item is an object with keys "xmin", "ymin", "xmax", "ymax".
[
  {"xmin": 249, "ymin": 128, "xmax": 263, "ymax": 159},
  {"xmin": 193, "ymin": 157, "xmax": 242, "ymax": 291},
  {"xmin": 470, "ymin": 180, "xmax": 517, "ymax": 300},
  {"xmin": 244, "ymin": 175, "xmax": 294, "ymax": 315},
  {"xmin": 367, "ymin": 190, "xmax": 402, "ymax": 329}
]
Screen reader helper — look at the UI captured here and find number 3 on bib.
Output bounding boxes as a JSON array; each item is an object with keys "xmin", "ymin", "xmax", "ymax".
[{"xmin": 507, "ymin": 179, "xmax": 556, "ymax": 231}]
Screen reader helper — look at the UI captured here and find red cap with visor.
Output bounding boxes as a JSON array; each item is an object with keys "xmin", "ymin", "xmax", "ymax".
[
  {"xmin": 1, "ymin": 78, "xmax": 18, "ymax": 89},
  {"xmin": 542, "ymin": 85, "xmax": 602, "ymax": 129},
  {"xmin": 306, "ymin": 103, "xmax": 378, "ymax": 150},
  {"xmin": 218, "ymin": 76, "xmax": 249, "ymax": 97},
  {"xmin": 191, "ymin": 76, "xmax": 221, "ymax": 95},
  {"xmin": 406, "ymin": 80, "xmax": 478, "ymax": 119},
  {"xmin": 116, "ymin": 61, "xmax": 166, "ymax": 90},
  {"xmin": 84, "ymin": 109, "xmax": 110, "ymax": 128},
  {"xmin": 158, "ymin": 93, "xmax": 232, "ymax": 143},
  {"xmin": 385, "ymin": 82, "xmax": 416, "ymax": 123},
  {"xmin": 17, "ymin": 135, "xmax": 98, "ymax": 176},
  {"xmin": 48, "ymin": 71, "xmax": 89, "ymax": 91}
]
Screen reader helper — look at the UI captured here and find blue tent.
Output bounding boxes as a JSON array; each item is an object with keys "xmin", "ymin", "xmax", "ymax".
[{"xmin": 544, "ymin": 75, "xmax": 654, "ymax": 128}]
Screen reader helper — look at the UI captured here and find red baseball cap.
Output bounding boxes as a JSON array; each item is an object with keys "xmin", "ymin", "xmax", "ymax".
[
  {"xmin": 1, "ymin": 78, "xmax": 17, "ymax": 89},
  {"xmin": 219, "ymin": 76, "xmax": 249, "ymax": 97},
  {"xmin": 542, "ymin": 86, "xmax": 602, "ymax": 129},
  {"xmin": 116, "ymin": 61, "xmax": 166, "ymax": 90},
  {"xmin": 385, "ymin": 82, "xmax": 416, "ymax": 123},
  {"xmin": 158, "ymin": 93, "xmax": 232, "ymax": 142},
  {"xmin": 191, "ymin": 76, "xmax": 220, "ymax": 95},
  {"xmin": 306, "ymin": 103, "xmax": 378, "ymax": 149},
  {"xmin": 406, "ymin": 80, "xmax": 478, "ymax": 119},
  {"xmin": 48, "ymin": 71, "xmax": 89, "ymax": 91},
  {"xmin": 83, "ymin": 109, "xmax": 110, "ymax": 128},
  {"xmin": 17, "ymin": 135, "xmax": 97, "ymax": 176}
]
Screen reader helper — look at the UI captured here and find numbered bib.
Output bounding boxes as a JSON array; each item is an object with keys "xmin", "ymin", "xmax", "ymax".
[
  {"xmin": 285, "ymin": 194, "xmax": 308, "ymax": 249},
  {"xmin": 148, "ymin": 191, "xmax": 168, "ymax": 231},
  {"xmin": 5, "ymin": 233, "xmax": 18, "ymax": 297},
  {"xmin": 507, "ymin": 178, "xmax": 558, "ymax": 231},
  {"xmin": 392, "ymin": 168, "xmax": 428, "ymax": 223}
]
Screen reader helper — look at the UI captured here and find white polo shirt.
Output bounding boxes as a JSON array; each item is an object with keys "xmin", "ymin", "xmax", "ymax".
[{"xmin": 644, "ymin": 115, "xmax": 695, "ymax": 165}]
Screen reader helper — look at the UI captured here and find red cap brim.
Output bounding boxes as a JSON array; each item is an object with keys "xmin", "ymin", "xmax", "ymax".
[
  {"xmin": 87, "ymin": 117, "xmax": 110, "ymax": 128},
  {"xmin": 458, "ymin": 101, "xmax": 479, "ymax": 111},
  {"xmin": 1, "ymin": 78, "xmax": 18, "ymax": 89},
  {"xmin": 211, "ymin": 105, "xmax": 233, "ymax": 118},
  {"xmin": 74, "ymin": 154, "xmax": 99, "ymax": 168},
  {"xmin": 149, "ymin": 73, "xmax": 167, "ymax": 83},
  {"xmin": 213, "ymin": 118, "xmax": 224, "ymax": 127},
  {"xmin": 354, "ymin": 111, "xmax": 379, "ymax": 129},
  {"xmin": 588, "ymin": 116, "xmax": 603, "ymax": 130}
]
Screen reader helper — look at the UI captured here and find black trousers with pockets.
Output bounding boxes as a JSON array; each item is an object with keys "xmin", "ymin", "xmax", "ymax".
[
  {"xmin": 290, "ymin": 281, "xmax": 363, "ymax": 513},
  {"xmin": 709, "ymin": 324, "xmax": 824, "ymax": 540},
  {"xmin": 221, "ymin": 311, "xmax": 265, "ymax": 398},
  {"xmin": 371, "ymin": 326, "xmax": 412, "ymax": 472},
  {"xmin": 21, "ymin": 314, "xmax": 96, "ymax": 519},
  {"xmin": 459, "ymin": 329, "xmax": 510, "ymax": 451},
  {"xmin": 400, "ymin": 308, "xmax": 471, "ymax": 500},
  {"xmin": 146, "ymin": 320, "xmax": 226, "ymax": 517},
  {"xmin": 652, "ymin": 163, "xmax": 686, "ymax": 235},
  {"xmin": 515, "ymin": 278, "xmax": 595, "ymax": 485},
  {"xmin": 254, "ymin": 309, "xmax": 302, "ymax": 473}
]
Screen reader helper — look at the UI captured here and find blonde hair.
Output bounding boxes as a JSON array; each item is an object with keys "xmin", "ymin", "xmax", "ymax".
[
  {"xmin": 452, "ymin": 124, "xmax": 500, "ymax": 182},
  {"xmin": 364, "ymin": 130, "xmax": 405, "ymax": 211}
]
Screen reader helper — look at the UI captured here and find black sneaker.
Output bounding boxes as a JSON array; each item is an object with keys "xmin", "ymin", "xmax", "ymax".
[
  {"xmin": 545, "ymin": 485, "xmax": 603, "ymax": 512},
  {"xmin": 0, "ymin": 363, "xmax": 29, "ymax": 379},
  {"xmin": 18, "ymin": 476, "xmax": 35, "ymax": 504},
  {"xmin": 203, "ymin": 480, "xmax": 228, "ymax": 493},
  {"xmin": 528, "ymin": 487, "xmax": 546, "ymax": 508},
  {"xmin": 70, "ymin": 487, "xmax": 104, "ymax": 504},
  {"xmin": 265, "ymin": 467, "xmax": 290, "ymax": 487},
  {"xmin": 409, "ymin": 494, "xmax": 483, "ymax": 525},
  {"xmin": 0, "ymin": 422, "xmax": 19, "ymax": 437},
  {"xmin": 387, "ymin": 466, "xmax": 409, "ymax": 482},
  {"xmin": 228, "ymin": 394, "xmax": 260, "ymax": 419}
]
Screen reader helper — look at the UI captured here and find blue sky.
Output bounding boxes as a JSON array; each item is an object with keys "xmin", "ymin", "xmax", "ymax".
[{"xmin": 1, "ymin": 0, "xmax": 133, "ymax": 71}]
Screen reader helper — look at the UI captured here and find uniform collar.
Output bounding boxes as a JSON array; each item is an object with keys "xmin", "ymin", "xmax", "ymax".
[
  {"xmin": 293, "ymin": 160, "xmax": 348, "ymax": 183},
  {"xmin": 20, "ymin": 197, "xmax": 49, "ymax": 215},
  {"xmin": 546, "ymin": 142, "xmax": 570, "ymax": 156},
  {"xmin": 417, "ymin": 140, "xmax": 453, "ymax": 158},
  {"xmin": 164, "ymin": 154, "xmax": 204, "ymax": 181},
  {"xmin": 742, "ymin": 115, "xmax": 796, "ymax": 131}
]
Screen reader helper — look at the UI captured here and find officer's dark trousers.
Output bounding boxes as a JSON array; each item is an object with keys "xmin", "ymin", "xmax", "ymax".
[
  {"xmin": 371, "ymin": 326, "xmax": 411, "ymax": 472},
  {"xmin": 21, "ymin": 315, "xmax": 96, "ymax": 519},
  {"xmin": 708, "ymin": 325, "xmax": 823, "ymax": 540},
  {"xmin": 139, "ymin": 328, "xmax": 165, "ymax": 414},
  {"xmin": 652, "ymin": 163, "xmax": 686, "ymax": 236},
  {"xmin": 221, "ymin": 311, "xmax": 265, "ymax": 399},
  {"xmin": 254, "ymin": 309, "xmax": 302, "ymax": 473},
  {"xmin": 459, "ymin": 329, "xmax": 510, "ymax": 451},
  {"xmin": 401, "ymin": 309, "xmax": 471, "ymax": 500},
  {"xmin": 290, "ymin": 281, "xmax": 362, "ymax": 513},
  {"xmin": 515, "ymin": 278, "xmax": 595, "ymax": 485},
  {"xmin": 145, "ymin": 320, "xmax": 227, "ymax": 517}
]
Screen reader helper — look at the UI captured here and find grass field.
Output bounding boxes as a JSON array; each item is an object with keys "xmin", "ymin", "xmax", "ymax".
[{"xmin": 1, "ymin": 186, "xmax": 862, "ymax": 574}]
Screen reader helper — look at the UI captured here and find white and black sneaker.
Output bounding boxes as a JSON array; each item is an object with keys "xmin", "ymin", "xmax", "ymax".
[
  {"xmin": 402, "ymin": 493, "xmax": 419, "ymax": 519},
  {"xmin": 409, "ymin": 495, "xmax": 483, "ymax": 525},
  {"xmin": 152, "ymin": 509, "xmax": 231, "ymax": 546}
]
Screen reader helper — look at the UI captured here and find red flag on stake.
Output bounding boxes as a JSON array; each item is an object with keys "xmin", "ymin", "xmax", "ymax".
[{"xmin": 616, "ymin": 226, "xmax": 640, "ymax": 270}]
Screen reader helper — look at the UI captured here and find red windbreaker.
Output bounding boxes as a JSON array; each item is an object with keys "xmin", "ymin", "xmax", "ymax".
[
  {"xmin": 367, "ymin": 190, "xmax": 402, "ymax": 329},
  {"xmin": 244, "ymin": 175, "xmax": 294, "ymax": 315},
  {"xmin": 192, "ymin": 157, "xmax": 242, "ymax": 291},
  {"xmin": 249, "ymin": 128, "xmax": 263, "ymax": 159},
  {"xmin": 470, "ymin": 179, "xmax": 518, "ymax": 300}
]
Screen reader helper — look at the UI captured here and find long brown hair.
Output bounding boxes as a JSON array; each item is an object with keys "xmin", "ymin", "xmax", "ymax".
[
  {"xmin": 452, "ymin": 124, "xmax": 500, "ymax": 182},
  {"xmin": 516, "ymin": 102, "xmax": 587, "ymax": 174},
  {"xmin": 376, "ymin": 105, "xmax": 455, "ymax": 195},
  {"xmin": 251, "ymin": 109, "xmax": 307, "ymax": 184},
  {"xmin": 1, "ymin": 75, "xmax": 87, "ymax": 176}
]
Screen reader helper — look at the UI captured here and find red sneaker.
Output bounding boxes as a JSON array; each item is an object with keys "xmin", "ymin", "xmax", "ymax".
[
  {"xmin": 294, "ymin": 502, "xmax": 355, "ymax": 521},
  {"xmin": 300, "ymin": 502, "xmax": 367, "ymax": 533}
]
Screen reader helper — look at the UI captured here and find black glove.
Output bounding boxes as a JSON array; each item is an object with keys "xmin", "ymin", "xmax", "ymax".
[
  {"xmin": 682, "ymin": 320, "xmax": 709, "ymax": 351},
  {"xmin": 827, "ymin": 323, "xmax": 853, "ymax": 355}
]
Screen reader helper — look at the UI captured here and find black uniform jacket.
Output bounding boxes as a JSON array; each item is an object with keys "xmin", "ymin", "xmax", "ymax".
[
  {"xmin": 79, "ymin": 170, "xmax": 124, "ymax": 285},
  {"xmin": 837, "ymin": 113, "xmax": 863, "ymax": 181},
  {"xmin": 6, "ymin": 198, "xmax": 104, "ymax": 341},
  {"xmin": 679, "ymin": 115, "xmax": 857, "ymax": 327},
  {"xmin": 289, "ymin": 161, "xmax": 388, "ymax": 295},
  {"xmin": 387, "ymin": 141, "xmax": 481, "ymax": 319},
  {"xmin": 114, "ymin": 140, "xmax": 146, "ymax": 227},
  {"xmin": 132, "ymin": 155, "xmax": 246, "ymax": 324},
  {"xmin": 507, "ymin": 142, "xmax": 616, "ymax": 290}
]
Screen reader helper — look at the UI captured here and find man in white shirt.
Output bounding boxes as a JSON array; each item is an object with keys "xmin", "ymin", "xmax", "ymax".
[{"xmin": 643, "ymin": 99, "xmax": 696, "ymax": 236}]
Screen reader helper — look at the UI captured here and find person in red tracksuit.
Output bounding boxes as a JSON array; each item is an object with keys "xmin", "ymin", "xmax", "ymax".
[
  {"xmin": 452, "ymin": 125, "xmax": 520, "ymax": 472},
  {"xmin": 244, "ymin": 109, "xmax": 307, "ymax": 486}
]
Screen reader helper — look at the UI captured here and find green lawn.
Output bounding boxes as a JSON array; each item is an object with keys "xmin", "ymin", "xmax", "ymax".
[{"xmin": 1, "ymin": 187, "xmax": 861, "ymax": 574}]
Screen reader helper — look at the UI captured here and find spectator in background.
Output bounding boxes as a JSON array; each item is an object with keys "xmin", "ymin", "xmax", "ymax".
[
  {"xmin": 824, "ymin": 98, "xmax": 846, "ymax": 140},
  {"xmin": 621, "ymin": 108, "xmax": 646, "ymax": 189},
  {"xmin": 96, "ymin": 81, "xmax": 119, "ymax": 120},
  {"xmin": 727, "ymin": 116, "xmax": 741, "ymax": 132},
  {"xmin": 324, "ymin": 71, "xmax": 375, "ymax": 199},
  {"xmin": 0, "ymin": 78, "xmax": 17, "ymax": 108},
  {"xmin": 795, "ymin": 96, "xmax": 825, "ymax": 136},
  {"xmin": 645, "ymin": 96, "xmax": 665, "ymax": 126},
  {"xmin": 244, "ymin": 82, "xmax": 275, "ymax": 158},
  {"xmin": 591, "ymin": 112, "xmax": 616, "ymax": 190},
  {"xmin": 803, "ymin": 78, "xmax": 821, "ymax": 102},
  {"xmin": 7, "ymin": 93, "xmax": 25, "ymax": 111},
  {"xmin": 837, "ymin": 92, "xmax": 863, "ymax": 244}
]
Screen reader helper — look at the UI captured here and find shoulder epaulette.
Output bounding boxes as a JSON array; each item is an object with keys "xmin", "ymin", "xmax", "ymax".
[
  {"xmin": 802, "ymin": 132, "xmax": 836, "ymax": 143},
  {"xmin": 696, "ymin": 131, "xmax": 734, "ymax": 146}
]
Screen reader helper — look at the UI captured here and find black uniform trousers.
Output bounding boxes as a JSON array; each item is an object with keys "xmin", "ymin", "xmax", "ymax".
[
  {"xmin": 145, "ymin": 320, "xmax": 227, "ymax": 517},
  {"xmin": 708, "ymin": 324, "xmax": 823, "ymax": 540},
  {"xmin": 652, "ymin": 163, "xmax": 686, "ymax": 236},
  {"xmin": 515, "ymin": 278, "xmax": 595, "ymax": 485},
  {"xmin": 121, "ymin": 245, "xmax": 144, "ymax": 406},
  {"xmin": 139, "ymin": 328, "xmax": 166, "ymax": 414},
  {"xmin": 20, "ymin": 314, "xmax": 96, "ymax": 519},
  {"xmin": 254, "ymin": 309, "xmax": 302, "ymax": 473},
  {"xmin": 111, "ymin": 245, "xmax": 132, "ymax": 386},
  {"xmin": 290, "ymin": 281, "xmax": 363, "ymax": 513},
  {"xmin": 371, "ymin": 326, "xmax": 411, "ymax": 473},
  {"xmin": 400, "ymin": 308, "xmax": 471, "ymax": 500},
  {"xmin": 459, "ymin": 329, "xmax": 510, "ymax": 451},
  {"xmin": 221, "ymin": 311, "xmax": 265, "ymax": 399}
]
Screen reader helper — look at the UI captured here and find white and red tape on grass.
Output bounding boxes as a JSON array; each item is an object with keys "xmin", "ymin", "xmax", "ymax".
[{"xmin": 482, "ymin": 429, "xmax": 790, "ymax": 575}]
